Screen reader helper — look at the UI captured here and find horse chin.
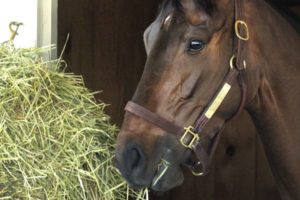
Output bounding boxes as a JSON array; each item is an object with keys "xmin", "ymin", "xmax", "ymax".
[
  {"xmin": 150, "ymin": 165, "xmax": 184, "ymax": 191},
  {"xmin": 122, "ymin": 163, "xmax": 184, "ymax": 192}
]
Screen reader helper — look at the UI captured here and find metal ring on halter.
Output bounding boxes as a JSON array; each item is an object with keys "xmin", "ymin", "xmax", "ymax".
[
  {"xmin": 191, "ymin": 161, "xmax": 205, "ymax": 176},
  {"xmin": 234, "ymin": 20, "xmax": 250, "ymax": 41},
  {"xmin": 230, "ymin": 55, "xmax": 236, "ymax": 70},
  {"xmin": 230, "ymin": 55, "xmax": 247, "ymax": 70},
  {"xmin": 242, "ymin": 60, "xmax": 247, "ymax": 69}
]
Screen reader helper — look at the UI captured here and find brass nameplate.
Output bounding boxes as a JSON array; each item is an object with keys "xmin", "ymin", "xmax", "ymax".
[{"xmin": 205, "ymin": 83, "xmax": 231, "ymax": 119}]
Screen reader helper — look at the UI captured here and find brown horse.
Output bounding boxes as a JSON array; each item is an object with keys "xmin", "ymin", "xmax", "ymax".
[{"xmin": 115, "ymin": 0, "xmax": 300, "ymax": 199}]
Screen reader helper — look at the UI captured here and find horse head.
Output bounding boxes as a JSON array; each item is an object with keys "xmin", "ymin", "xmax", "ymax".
[{"xmin": 116, "ymin": 0, "xmax": 247, "ymax": 191}]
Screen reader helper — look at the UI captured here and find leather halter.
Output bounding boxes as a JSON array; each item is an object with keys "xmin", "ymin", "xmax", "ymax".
[{"xmin": 125, "ymin": 0, "xmax": 249, "ymax": 176}]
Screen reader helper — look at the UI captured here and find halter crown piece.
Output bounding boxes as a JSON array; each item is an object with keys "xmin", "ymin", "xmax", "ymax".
[{"xmin": 125, "ymin": 0, "xmax": 249, "ymax": 176}]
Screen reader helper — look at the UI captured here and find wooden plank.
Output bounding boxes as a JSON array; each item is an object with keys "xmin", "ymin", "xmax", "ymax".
[{"xmin": 58, "ymin": 0, "xmax": 160, "ymax": 125}]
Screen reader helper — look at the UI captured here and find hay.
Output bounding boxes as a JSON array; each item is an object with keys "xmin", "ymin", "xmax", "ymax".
[
  {"xmin": 0, "ymin": 42, "xmax": 147, "ymax": 200},
  {"xmin": 152, "ymin": 160, "xmax": 170, "ymax": 187}
]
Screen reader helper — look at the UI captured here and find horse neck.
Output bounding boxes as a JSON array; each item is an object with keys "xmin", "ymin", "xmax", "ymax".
[{"xmin": 243, "ymin": 1, "xmax": 300, "ymax": 199}]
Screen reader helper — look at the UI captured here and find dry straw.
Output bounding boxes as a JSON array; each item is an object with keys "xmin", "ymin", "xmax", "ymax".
[{"xmin": 0, "ymin": 42, "xmax": 147, "ymax": 200}]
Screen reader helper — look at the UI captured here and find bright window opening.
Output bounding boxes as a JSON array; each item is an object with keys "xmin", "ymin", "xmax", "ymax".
[{"xmin": 0, "ymin": 0, "xmax": 38, "ymax": 48}]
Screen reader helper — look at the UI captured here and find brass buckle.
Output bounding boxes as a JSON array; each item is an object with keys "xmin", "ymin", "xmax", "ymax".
[
  {"xmin": 180, "ymin": 126, "xmax": 200, "ymax": 149},
  {"xmin": 235, "ymin": 20, "xmax": 249, "ymax": 41}
]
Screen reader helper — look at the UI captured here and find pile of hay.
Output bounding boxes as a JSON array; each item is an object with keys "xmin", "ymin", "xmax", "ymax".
[{"xmin": 0, "ymin": 42, "xmax": 147, "ymax": 200}]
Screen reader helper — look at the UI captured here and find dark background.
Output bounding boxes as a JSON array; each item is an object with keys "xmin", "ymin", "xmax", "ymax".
[{"xmin": 58, "ymin": 1, "xmax": 300, "ymax": 199}]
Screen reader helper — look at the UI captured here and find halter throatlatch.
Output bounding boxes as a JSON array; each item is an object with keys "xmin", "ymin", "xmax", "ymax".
[{"xmin": 125, "ymin": 0, "xmax": 249, "ymax": 176}]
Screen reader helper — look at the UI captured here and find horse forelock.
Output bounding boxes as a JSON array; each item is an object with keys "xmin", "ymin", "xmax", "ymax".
[{"xmin": 159, "ymin": 0, "xmax": 213, "ymax": 15}]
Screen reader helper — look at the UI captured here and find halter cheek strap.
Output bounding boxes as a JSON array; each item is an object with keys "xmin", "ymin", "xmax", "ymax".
[{"xmin": 124, "ymin": 0, "xmax": 249, "ymax": 176}]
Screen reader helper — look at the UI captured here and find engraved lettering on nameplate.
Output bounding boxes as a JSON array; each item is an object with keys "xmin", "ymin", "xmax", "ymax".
[{"xmin": 205, "ymin": 83, "xmax": 232, "ymax": 119}]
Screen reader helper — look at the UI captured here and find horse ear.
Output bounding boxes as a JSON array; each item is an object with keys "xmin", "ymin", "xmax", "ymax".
[{"xmin": 179, "ymin": 0, "xmax": 210, "ymax": 26}]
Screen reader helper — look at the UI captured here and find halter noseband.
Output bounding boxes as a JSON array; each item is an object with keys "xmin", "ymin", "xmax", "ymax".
[{"xmin": 124, "ymin": 0, "xmax": 249, "ymax": 176}]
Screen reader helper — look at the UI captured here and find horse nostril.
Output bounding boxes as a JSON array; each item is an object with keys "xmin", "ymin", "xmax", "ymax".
[
  {"xmin": 124, "ymin": 145, "xmax": 145, "ymax": 173},
  {"xmin": 129, "ymin": 148, "xmax": 140, "ymax": 169}
]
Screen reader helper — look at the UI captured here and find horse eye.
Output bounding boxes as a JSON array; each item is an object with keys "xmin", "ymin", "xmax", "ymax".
[{"xmin": 187, "ymin": 39, "xmax": 205, "ymax": 53}]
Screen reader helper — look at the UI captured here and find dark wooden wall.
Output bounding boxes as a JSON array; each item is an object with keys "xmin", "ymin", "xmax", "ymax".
[
  {"xmin": 58, "ymin": 1, "xmax": 298, "ymax": 199},
  {"xmin": 58, "ymin": 0, "xmax": 161, "ymax": 124}
]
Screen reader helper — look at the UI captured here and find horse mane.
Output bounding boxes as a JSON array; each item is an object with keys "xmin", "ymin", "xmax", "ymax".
[
  {"xmin": 159, "ymin": 0, "xmax": 300, "ymax": 33},
  {"xmin": 159, "ymin": 0, "xmax": 213, "ymax": 15}
]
